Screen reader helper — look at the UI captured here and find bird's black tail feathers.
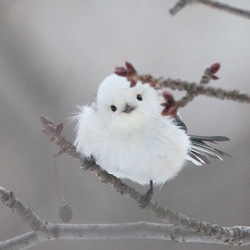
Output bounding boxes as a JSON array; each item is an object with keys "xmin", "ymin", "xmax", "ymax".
[
  {"xmin": 187, "ymin": 135, "xmax": 230, "ymax": 166},
  {"xmin": 173, "ymin": 115, "xmax": 229, "ymax": 166}
]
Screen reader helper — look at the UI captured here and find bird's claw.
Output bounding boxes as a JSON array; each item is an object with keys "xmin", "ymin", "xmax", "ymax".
[{"xmin": 137, "ymin": 180, "xmax": 153, "ymax": 209}]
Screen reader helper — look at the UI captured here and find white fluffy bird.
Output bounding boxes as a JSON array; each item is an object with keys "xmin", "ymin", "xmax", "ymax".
[{"xmin": 75, "ymin": 74, "xmax": 228, "ymax": 207}]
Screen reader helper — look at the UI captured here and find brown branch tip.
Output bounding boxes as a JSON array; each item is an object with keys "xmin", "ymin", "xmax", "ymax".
[{"xmin": 40, "ymin": 116, "xmax": 77, "ymax": 157}]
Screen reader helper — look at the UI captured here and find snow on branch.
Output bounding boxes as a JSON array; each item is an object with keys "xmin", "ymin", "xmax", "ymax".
[{"xmin": 170, "ymin": 0, "xmax": 250, "ymax": 20}]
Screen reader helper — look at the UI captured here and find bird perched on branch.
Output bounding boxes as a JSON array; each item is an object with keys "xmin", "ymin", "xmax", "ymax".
[{"xmin": 74, "ymin": 74, "xmax": 229, "ymax": 208}]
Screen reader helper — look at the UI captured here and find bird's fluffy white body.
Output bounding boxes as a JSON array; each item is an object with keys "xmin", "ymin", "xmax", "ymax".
[{"xmin": 75, "ymin": 74, "xmax": 190, "ymax": 185}]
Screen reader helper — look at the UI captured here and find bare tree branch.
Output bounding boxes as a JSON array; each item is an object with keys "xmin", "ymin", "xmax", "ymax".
[
  {"xmin": 170, "ymin": 0, "xmax": 250, "ymax": 20},
  {"xmin": 170, "ymin": 0, "xmax": 193, "ymax": 15},
  {"xmin": 1, "ymin": 186, "xmax": 250, "ymax": 249},
  {"xmin": 0, "ymin": 186, "xmax": 45, "ymax": 232},
  {"xmin": 38, "ymin": 115, "xmax": 249, "ymax": 245},
  {"xmin": 0, "ymin": 232, "xmax": 40, "ymax": 250}
]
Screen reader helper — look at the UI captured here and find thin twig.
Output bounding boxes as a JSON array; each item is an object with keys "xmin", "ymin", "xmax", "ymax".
[
  {"xmin": 0, "ymin": 232, "xmax": 40, "ymax": 250},
  {"xmin": 197, "ymin": 0, "xmax": 250, "ymax": 20},
  {"xmin": 170, "ymin": 0, "xmax": 250, "ymax": 20},
  {"xmin": 199, "ymin": 62, "xmax": 220, "ymax": 84},
  {"xmin": 115, "ymin": 62, "xmax": 250, "ymax": 112},
  {"xmin": 0, "ymin": 186, "xmax": 46, "ymax": 232},
  {"xmin": 160, "ymin": 78, "xmax": 250, "ymax": 108},
  {"xmin": 170, "ymin": 0, "xmax": 194, "ymax": 15}
]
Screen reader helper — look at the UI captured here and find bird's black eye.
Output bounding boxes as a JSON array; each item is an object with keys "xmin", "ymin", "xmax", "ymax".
[
  {"xmin": 137, "ymin": 94, "xmax": 143, "ymax": 101},
  {"xmin": 110, "ymin": 105, "xmax": 117, "ymax": 112}
]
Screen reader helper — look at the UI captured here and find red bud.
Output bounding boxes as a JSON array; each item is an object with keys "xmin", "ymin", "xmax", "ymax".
[
  {"xmin": 210, "ymin": 62, "xmax": 220, "ymax": 74},
  {"xmin": 56, "ymin": 123, "xmax": 64, "ymax": 135}
]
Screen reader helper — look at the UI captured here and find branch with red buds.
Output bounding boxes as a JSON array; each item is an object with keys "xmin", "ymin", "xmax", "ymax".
[
  {"xmin": 161, "ymin": 91, "xmax": 178, "ymax": 116},
  {"xmin": 115, "ymin": 62, "xmax": 250, "ymax": 116},
  {"xmin": 200, "ymin": 62, "xmax": 220, "ymax": 84},
  {"xmin": 115, "ymin": 62, "xmax": 139, "ymax": 87},
  {"xmin": 40, "ymin": 116, "xmax": 79, "ymax": 158}
]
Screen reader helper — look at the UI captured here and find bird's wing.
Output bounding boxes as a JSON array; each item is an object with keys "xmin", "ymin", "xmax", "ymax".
[
  {"xmin": 173, "ymin": 115, "xmax": 229, "ymax": 166},
  {"xmin": 173, "ymin": 115, "xmax": 188, "ymax": 132}
]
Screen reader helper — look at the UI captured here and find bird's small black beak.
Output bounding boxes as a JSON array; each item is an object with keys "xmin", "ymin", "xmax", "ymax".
[{"xmin": 123, "ymin": 104, "xmax": 135, "ymax": 113}]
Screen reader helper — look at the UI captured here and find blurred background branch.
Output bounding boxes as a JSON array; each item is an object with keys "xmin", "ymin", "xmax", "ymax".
[{"xmin": 170, "ymin": 0, "xmax": 250, "ymax": 19}]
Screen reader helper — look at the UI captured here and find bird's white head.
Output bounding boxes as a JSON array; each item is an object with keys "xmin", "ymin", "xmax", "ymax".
[{"xmin": 96, "ymin": 74, "xmax": 163, "ymax": 133}]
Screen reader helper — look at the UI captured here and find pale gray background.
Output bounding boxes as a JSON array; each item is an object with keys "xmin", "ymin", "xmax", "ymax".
[{"xmin": 0, "ymin": 1, "xmax": 250, "ymax": 249}]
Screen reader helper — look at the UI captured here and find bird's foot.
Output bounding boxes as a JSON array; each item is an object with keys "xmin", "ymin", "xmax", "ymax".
[
  {"xmin": 137, "ymin": 180, "xmax": 153, "ymax": 209},
  {"xmin": 80, "ymin": 155, "xmax": 96, "ymax": 171}
]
